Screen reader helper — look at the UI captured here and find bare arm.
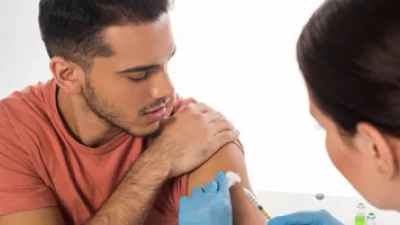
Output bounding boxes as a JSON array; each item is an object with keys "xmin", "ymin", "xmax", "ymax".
[
  {"xmin": 0, "ymin": 147, "xmax": 169, "ymax": 225},
  {"xmin": 187, "ymin": 143, "xmax": 267, "ymax": 225},
  {"xmin": 86, "ymin": 147, "xmax": 169, "ymax": 225}
]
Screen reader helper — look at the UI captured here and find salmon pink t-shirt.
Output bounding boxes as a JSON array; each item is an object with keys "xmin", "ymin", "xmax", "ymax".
[{"xmin": 0, "ymin": 79, "xmax": 189, "ymax": 224}]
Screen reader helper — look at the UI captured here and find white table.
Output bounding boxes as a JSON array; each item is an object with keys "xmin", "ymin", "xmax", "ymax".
[{"xmin": 256, "ymin": 191, "xmax": 400, "ymax": 225}]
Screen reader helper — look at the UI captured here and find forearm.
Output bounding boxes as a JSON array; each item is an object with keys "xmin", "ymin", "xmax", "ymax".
[{"xmin": 86, "ymin": 148, "xmax": 169, "ymax": 225}]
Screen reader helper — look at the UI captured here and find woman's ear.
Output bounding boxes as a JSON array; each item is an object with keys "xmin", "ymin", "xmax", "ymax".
[{"xmin": 353, "ymin": 123, "xmax": 397, "ymax": 179}]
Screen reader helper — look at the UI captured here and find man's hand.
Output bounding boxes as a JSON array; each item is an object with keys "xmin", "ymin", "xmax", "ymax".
[
  {"xmin": 87, "ymin": 101, "xmax": 237, "ymax": 225},
  {"xmin": 268, "ymin": 210, "xmax": 344, "ymax": 225},
  {"xmin": 151, "ymin": 102, "xmax": 239, "ymax": 178},
  {"xmin": 178, "ymin": 171, "xmax": 232, "ymax": 225}
]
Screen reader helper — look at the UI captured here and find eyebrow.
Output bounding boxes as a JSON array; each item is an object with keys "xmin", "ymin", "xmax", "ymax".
[{"xmin": 116, "ymin": 48, "xmax": 176, "ymax": 74}]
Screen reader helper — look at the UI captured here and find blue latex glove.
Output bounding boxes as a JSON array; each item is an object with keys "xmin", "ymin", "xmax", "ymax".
[
  {"xmin": 178, "ymin": 171, "xmax": 232, "ymax": 225},
  {"xmin": 268, "ymin": 210, "xmax": 344, "ymax": 225}
]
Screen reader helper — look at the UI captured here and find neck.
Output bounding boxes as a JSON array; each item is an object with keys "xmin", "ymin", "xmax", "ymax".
[
  {"xmin": 392, "ymin": 179, "xmax": 400, "ymax": 212},
  {"xmin": 389, "ymin": 183, "xmax": 400, "ymax": 212},
  {"xmin": 57, "ymin": 88, "xmax": 122, "ymax": 147}
]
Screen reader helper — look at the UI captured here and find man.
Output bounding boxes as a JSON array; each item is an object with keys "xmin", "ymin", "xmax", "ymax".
[{"xmin": 0, "ymin": 1, "xmax": 266, "ymax": 225}]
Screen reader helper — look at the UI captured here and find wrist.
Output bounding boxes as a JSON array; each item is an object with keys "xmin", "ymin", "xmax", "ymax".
[
  {"xmin": 88, "ymin": 147, "xmax": 170, "ymax": 225},
  {"xmin": 142, "ymin": 140, "xmax": 174, "ymax": 177},
  {"xmin": 125, "ymin": 145, "xmax": 171, "ymax": 183}
]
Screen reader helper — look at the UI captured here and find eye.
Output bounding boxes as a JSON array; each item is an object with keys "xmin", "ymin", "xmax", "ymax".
[{"xmin": 128, "ymin": 71, "xmax": 149, "ymax": 82}]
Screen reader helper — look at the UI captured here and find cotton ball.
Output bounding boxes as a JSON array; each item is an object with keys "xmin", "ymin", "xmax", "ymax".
[{"xmin": 226, "ymin": 171, "xmax": 241, "ymax": 188}]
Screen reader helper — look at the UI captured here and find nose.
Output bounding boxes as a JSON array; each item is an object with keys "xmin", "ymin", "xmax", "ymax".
[{"xmin": 150, "ymin": 64, "xmax": 174, "ymax": 99}]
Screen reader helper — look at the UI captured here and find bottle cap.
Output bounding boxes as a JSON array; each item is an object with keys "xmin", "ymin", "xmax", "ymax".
[
  {"xmin": 357, "ymin": 202, "xmax": 366, "ymax": 209},
  {"xmin": 367, "ymin": 212, "xmax": 376, "ymax": 220},
  {"xmin": 315, "ymin": 193, "xmax": 325, "ymax": 200}
]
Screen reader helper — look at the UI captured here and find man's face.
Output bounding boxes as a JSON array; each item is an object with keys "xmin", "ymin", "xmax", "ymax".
[{"xmin": 83, "ymin": 13, "xmax": 177, "ymax": 136}]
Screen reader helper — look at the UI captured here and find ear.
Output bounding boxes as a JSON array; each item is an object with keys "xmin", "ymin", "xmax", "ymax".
[
  {"xmin": 353, "ymin": 123, "xmax": 397, "ymax": 179},
  {"xmin": 49, "ymin": 57, "xmax": 85, "ymax": 94}
]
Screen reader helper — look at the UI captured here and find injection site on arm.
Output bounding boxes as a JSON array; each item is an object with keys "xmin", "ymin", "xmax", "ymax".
[
  {"xmin": 187, "ymin": 142, "xmax": 268, "ymax": 225},
  {"xmin": 226, "ymin": 171, "xmax": 242, "ymax": 187}
]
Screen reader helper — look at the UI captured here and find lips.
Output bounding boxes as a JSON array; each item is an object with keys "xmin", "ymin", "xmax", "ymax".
[
  {"xmin": 145, "ymin": 105, "xmax": 166, "ymax": 114},
  {"xmin": 143, "ymin": 106, "xmax": 167, "ymax": 121}
]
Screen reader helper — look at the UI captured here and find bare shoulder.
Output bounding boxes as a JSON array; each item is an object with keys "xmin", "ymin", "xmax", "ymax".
[{"xmin": 0, "ymin": 207, "xmax": 65, "ymax": 225}]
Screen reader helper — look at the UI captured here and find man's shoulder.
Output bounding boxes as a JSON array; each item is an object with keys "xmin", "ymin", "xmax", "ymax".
[
  {"xmin": 0, "ymin": 79, "xmax": 55, "ymax": 122},
  {"xmin": 0, "ymin": 79, "xmax": 57, "ymax": 150}
]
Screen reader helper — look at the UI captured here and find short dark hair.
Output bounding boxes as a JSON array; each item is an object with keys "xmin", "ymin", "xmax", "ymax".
[
  {"xmin": 297, "ymin": 0, "xmax": 400, "ymax": 137},
  {"xmin": 38, "ymin": 0, "xmax": 171, "ymax": 68}
]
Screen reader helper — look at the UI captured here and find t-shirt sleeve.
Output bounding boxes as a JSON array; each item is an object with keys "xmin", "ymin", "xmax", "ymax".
[
  {"xmin": 0, "ymin": 107, "xmax": 57, "ymax": 215},
  {"xmin": 153, "ymin": 174, "xmax": 189, "ymax": 217}
]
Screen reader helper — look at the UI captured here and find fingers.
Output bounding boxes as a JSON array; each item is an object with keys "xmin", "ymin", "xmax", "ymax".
[
  {"xmin": 180, "ymin": 97, "xmax": 197, "ymax": 105},
  {"xmin": 212, "ymin": 118, "xmax": 235, "ymax": 133},
  {"xmin": 176, "ymin": 102, "xmax": 210, "ymax": 114},
  {"xmin": 178, "ymin": 196, "xmax": 194, "ymax": 222},
  {"xmin": 191, "ymin": 173, "xmax": 228, "ymax": 195},
  {"xmin": 179, "ymin": 196, "xmax": 192, "ymax": 206},
  {"xmin": 216, "ymin": 171, "xmax": 230, "ymax": 195},
  {"xmin": 159, "ymin": 115, "xmax": 177, "ymax": 129},
  {"xmin": 203, "ymin": 111, "xmax": 229, "ymax": 124},
  {"xmin": 204, "ymin": 111, "xmax": 236, "ymax": 136},
  {"xmin": 191, "ymin": 186, "xmax": 205, "ymax": 199},
  {"xmin": 173, "ymin": 96, "xmax": 197, "ymax": 112},
  {"xmin": 193, "ymin": 102, "xmax": 211, "ymax": 114},
  {"xmin": 204, "ymin": 110, "xmax": 234, "ymax": 128},
  {"xmin": 213, "ymin": 130, "xmax": 240, "ymax": 149},
  {"xmin": 204, "ymin": 181, "xmax": 218, "ymax": 193},
  {"xmin": 203, "ymin": 110, "xmax": 223, "ymax": 122}
]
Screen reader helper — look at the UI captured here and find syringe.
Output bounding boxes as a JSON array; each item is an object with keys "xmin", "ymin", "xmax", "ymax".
[{"xmin": 243, "ymin": 187, "xmax": 272, "ymax": 221}]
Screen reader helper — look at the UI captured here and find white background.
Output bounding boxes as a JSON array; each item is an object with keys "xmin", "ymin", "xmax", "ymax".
[{"xmin": 0, "ymin": 0, "xmax": 360, "ymax": 197}]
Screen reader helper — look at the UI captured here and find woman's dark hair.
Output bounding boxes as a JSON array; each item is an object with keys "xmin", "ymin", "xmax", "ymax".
[{"xmin": 297, "ymin": 0, "xmax": 400, "ymax": 136}]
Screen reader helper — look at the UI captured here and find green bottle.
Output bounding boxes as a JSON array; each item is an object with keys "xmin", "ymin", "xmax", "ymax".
[
  {"xmin": 355, "ymin": 215, "xmax": 365, "ymax": 225},
  {"xmin": 355, "ymin": 202, "xmax": 366, "ymax": 225}
]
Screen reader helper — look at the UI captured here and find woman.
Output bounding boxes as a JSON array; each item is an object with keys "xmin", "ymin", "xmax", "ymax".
[{"xmin": 178, "ymin": 0, "xmax": 400, "ymax": 224}]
